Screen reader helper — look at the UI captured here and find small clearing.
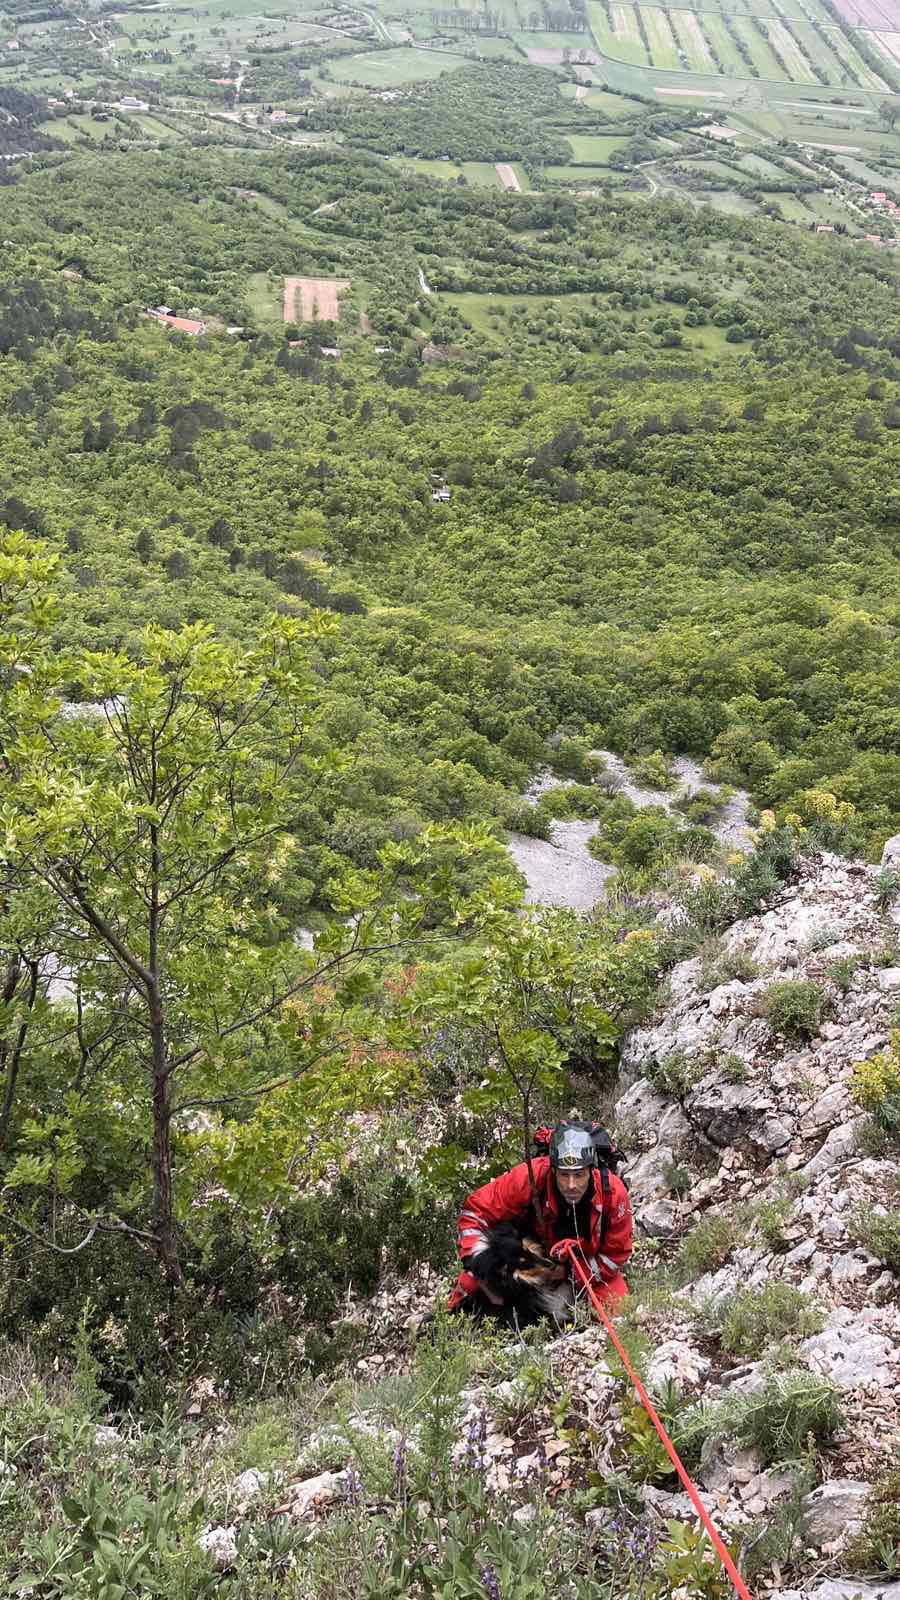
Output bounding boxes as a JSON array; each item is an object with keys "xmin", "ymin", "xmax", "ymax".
[
  {"xmin": 495, "ymin": 162, "xmax": 521, "ymax": 191},
  {"xmin": 282, "ymin": 276, "xmax": 350, "ymax": 323},
  {"xmin": 506, "ymin": 752, "xmax": 751, "ymax": 911}
]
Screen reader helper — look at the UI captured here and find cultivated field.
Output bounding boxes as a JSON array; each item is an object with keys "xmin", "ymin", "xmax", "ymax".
[
  {"xmin": 495, "ymin": 162, "xmax": 522, "ymax": 190},
  {"xmin": 283, "ymin": 277, "xmax": 350, "ymax": 324},
  {"xmin": 585, "ymin": 0, "xmax": 900, "ymax": 88},
  {"xmin": 831, "ymin": 0, "xmax": 900, "ymax": 22},
  {"xmin": 671, "ymin": 10, "xmax": 716, "ymax": 71},
  {"xmin": 643, "ymin": 6, "xmax": 682, "ymax": 69}
]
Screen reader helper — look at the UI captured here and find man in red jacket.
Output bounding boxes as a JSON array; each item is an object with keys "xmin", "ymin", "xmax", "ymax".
[{"xmin": 448, "ymin": 1120, "xmax": 632, "ymax": 1315}]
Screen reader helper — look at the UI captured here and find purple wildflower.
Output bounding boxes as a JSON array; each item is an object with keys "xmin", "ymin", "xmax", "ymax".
[
  {"xmin": 464, "ymin": 1409, "xmax": 488, "ymax": 1472},
  {"xmin": 393, "ymin": 1437, "xmax": 408, "ymax": 1498},
  {"xmin": 343, "ymin": 1466, "xmax": 364, "ymax": 1507},
  {"xmin": 479, "ymin": 1563, "xmax": 502, "ymax": 1600}
]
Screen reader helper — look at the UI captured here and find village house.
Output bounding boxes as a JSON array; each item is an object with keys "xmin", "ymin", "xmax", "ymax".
[{"xmin": 147, "ymin": 307, "xmax": 207, "ymax": 336}]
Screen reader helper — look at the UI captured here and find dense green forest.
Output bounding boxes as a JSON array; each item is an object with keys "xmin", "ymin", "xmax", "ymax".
[{"xmin": 0, "ymin": 145, "xmax": 898, "ymax": 864}]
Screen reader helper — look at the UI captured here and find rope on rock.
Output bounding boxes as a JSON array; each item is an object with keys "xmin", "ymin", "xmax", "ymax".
[{"xmin": 554, "ymin": 1238, "xmax": 754, "ymax": 1600}]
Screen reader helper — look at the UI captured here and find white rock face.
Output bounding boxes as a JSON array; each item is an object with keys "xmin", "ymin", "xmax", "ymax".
[
  {"xmin": 505, "ymin": 754, "xmax": 749, "ymax": 910},
  {"xmin": 802, "ymin": 1308, "xmax": 897, "ymax": 1390},
  {"xmin": 198, "ymin": 1525, "xmax": 238, "ymax": 1570},
  {"xmin": 625, "ymin": 1142, "xmax": 678, "ymax": 1200},
  {"xmin": 280, "ymin": 1469, "xmax": 350, "ymax": 1519},
  {"xmin": 802, "ymin": 1479, "xmax": 870, "ymax": 1545},
  {"xmin": 232, "ymin": 1468, "xmax": 266, "ymax": 1503},
  {"xmin": 881, "ymin": 834, "xmax": 900, "ymax": 869},
  {"xmin": 646, "ymin": 1339, "xmax": 710, "ymax": 1391}
]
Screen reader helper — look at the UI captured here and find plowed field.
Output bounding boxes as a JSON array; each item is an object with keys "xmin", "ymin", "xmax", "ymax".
[{"xmin": 283, "ymin": 277, "xmax": 350, "ymax": 323}]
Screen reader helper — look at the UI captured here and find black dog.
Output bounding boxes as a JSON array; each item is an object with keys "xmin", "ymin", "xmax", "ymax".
[{"xmin": 463, "ymin": 1223, "xmax": 574, "ymax": 1328}]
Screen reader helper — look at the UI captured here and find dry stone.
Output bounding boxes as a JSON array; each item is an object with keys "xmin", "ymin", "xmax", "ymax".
[
  {"xmin": 802, "ymin": 1479, "xmax": 870, "ymax": 1546},
  {"xmin": 802, "ymin": 1308, "xmax": 897, "ymax": 1389}
]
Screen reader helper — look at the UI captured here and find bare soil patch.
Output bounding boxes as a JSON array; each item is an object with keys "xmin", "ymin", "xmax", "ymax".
[
  {"xmin": 525, "ymin": 45, "xmax": 598, "ymax": 63},
  {"xmin": 495, "ymin": 162, "xmax": 521, "ymax": 191},
  {"xmin": 656, "ymin": 85, "xmax": 726, "ymax": 96},
  {"xmin": 282, "ymin": 276, "xmax": 350, "ymax": 324}
]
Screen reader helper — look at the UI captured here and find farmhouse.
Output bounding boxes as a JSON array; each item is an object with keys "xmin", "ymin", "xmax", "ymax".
[
  {"xmin": 118, "ymin": 95, "xmax": 149, "ymax": 111},
  {"xmin": 147, "ymin": 307, "xmax": 207, "ymax": 336}
]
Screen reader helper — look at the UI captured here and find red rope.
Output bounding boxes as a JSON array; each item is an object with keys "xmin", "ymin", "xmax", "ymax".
[{"xmin": 554, "ymin": 1239, "xmax": 754, "ymax": 1600}]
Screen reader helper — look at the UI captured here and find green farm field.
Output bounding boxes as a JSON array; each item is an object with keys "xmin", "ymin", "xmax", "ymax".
[
  {"xmin": 558, "ymin": 84, "xmax": 641, "ymax": 115},
  {"xmin": 389, "ymin": 156, "xmax": 463, "ymax": 180},
  {"xmin": 565, "ymin": 133, "xmax": 631, "ymax": 160},
  {"xmin": 329, "ymin": 48, "xmax": 461, "ymax": 87}
]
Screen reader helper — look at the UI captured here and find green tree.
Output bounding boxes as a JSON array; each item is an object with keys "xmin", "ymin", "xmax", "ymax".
[
  {"xmin": 0, "ymin": 537, "xmax": 506, "ymax": 1282},
  {"xmin": 407, "ymin": 908, "xmax": 657, "ymax": 1206}
]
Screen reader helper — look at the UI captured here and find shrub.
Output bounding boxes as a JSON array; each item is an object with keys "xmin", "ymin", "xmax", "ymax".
[
  {"xmin": 550, "ymin": 736, "xmax": 592, "ymax": 779},
  {"xmin": 644, "ymin": 1051, "xmax": 701, "ymax": 1099},
  {"xmin": 851, "ymin": 1033, "xmax": 900, "ymax": 1131},
  {"xmin": 828, "ymin": 954, "xmax": 862, "ymax": 994},
  {"xmin": 697, "ymin": 943, "xmax": 759, "ymax": 992},
  {"xmin": 675, "ymin": 787, "xmax": 728, "ymax": 826},
  {"xmin": 761, "ymin": 980, "xmax": 827, "ymax": 1040},
  {"xmin": 754, "ymin": 1190, "xmax": 796, "ymax": 1252},
  {"xmin": 805, "ymin": 922, "xmax": 843, "ymax": 952},
  {"xmin": 715, "ymin": 1284, "xmax": 824, "ymax": 1357},
  {"xmin": 631, "ymin": 749, "xmax": 673, "ymax": 790},
  {"xmin": 679, "ymin": 826, "xmax": 798, "ymax": 936},
  {"xmin": 846, "ymin": 1467, "xmax": 900, "ymax": 1577},
  {"xmin": 874, "ymin": 868, "xmax": 900, "ymax": 911},
  {"xmin": 850, "ymin": 1205, "xmax": 900, "ymax": 1273},
  {"xmin": 731, "ymin": 1371, "xmax": 843, "ymax": 1464},
  {"xmin": 663, "ymin": 1161, "xmax": 692, "ymax": 1198},
  {"xmin": 501, "ymin": 798, "xmax": 553, "ymax": 840},
  {"xmin": 593, "ymin": 808, "xmax": 683, "ymax": 871},
  {"xmin": 674, "ymin": 1214, "xmax": 743, "ymax": 1283},
  {"xmin": 741, "ymin": 1462, "xmax": 817, "ymax": 1582}
]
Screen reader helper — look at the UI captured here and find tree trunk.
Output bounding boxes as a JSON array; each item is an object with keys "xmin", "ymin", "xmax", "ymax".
[{"xmin": 150, "ymin": 992, "xmax": 183, "ymax": 1286}]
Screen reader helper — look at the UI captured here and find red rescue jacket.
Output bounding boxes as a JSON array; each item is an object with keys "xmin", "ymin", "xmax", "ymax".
[{"xmin": 453, "ymin": 1156, "xmax": 632, "ymax": 1304}]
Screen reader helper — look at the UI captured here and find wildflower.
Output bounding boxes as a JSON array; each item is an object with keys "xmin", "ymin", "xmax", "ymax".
[
  {"xmin": 393, "ymin": 1437, "xmax": 408, "ymax": 1498},
  {"xmin": 464, "ymin": 1408, "xmax": 488, "ymax": 1471},
  {"xmin": 479, "ymin": 1563, "xmax": 501, "ymax": 1600},
  {"xmin": 344, "ymin": 1466, "xmax": 364, "ymax": 1507}
]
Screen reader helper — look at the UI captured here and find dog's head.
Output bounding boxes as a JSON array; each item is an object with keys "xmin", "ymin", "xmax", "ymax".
[{"xmin": 471, "ymin": 1224, "xmax": 557, "ymax": 1293}]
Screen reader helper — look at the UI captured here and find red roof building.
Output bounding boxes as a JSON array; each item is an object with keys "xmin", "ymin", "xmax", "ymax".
[{"xmin": 148, "ymin": 308, "xmax": 206, "ymax": 336}]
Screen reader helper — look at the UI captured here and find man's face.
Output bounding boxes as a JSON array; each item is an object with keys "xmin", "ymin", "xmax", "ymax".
[{"xmin": 556, "ymin": 1166, "xmax": 591, "ymax": 1205}]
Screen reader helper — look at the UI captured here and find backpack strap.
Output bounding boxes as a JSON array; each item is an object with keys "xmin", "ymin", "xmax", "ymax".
[{"xmin": 597, "ymin": 1162, "xmax": 611, "ymax": 1249}]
